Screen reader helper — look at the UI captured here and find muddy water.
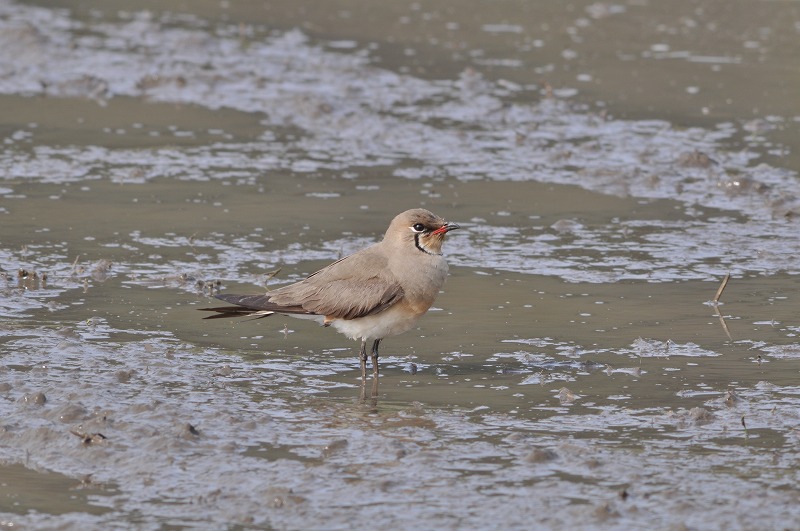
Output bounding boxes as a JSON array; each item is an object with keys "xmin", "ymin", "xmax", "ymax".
[{"xmin": 2, "ymin": 0, "xmax": 800, "ymax": 529}]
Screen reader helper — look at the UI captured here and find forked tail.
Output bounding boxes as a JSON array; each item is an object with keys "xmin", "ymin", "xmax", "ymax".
[{"xmin": 199, "ymin": 293, "xmax": 309, "ymax": 320}]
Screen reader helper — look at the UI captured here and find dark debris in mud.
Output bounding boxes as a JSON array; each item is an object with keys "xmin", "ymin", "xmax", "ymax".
[{"xmin": 69, "ymin": 430, "xmax": 108, "ymax": 446}]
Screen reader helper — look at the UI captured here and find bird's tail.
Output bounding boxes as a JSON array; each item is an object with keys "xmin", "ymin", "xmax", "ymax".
[
  {"xmin": 198, "ymin": 306, "xmax": 275, "ymax": 320},
  {"xmin": 199, "ymin": 293, "xmax": 309, "ymax": 320}
]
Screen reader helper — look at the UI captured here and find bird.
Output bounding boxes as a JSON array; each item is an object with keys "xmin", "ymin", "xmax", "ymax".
[{"xmin": 200, "ymin": 208, "xmax": 460, "ymax": 381}]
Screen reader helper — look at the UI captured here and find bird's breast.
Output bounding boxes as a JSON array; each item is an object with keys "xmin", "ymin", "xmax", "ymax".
[{"xmin": 397, "ymin": 255, "xmax": 449, "ymax": 307}]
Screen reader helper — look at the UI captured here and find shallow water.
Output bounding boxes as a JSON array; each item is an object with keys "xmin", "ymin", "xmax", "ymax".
[{"xmin": 2, "ymin": 0, "xmax": 800, "ymax": 529}]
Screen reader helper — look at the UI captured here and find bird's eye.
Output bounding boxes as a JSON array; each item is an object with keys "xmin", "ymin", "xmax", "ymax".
[{"xmin": 411, "ymin": 223, "xmax": 426, "ymax": 233}]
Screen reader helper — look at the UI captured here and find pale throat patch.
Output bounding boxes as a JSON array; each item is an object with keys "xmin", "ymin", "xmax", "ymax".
[{"xmin": 413, "ymin": 233, "xmax": 442, "ymax": 256}]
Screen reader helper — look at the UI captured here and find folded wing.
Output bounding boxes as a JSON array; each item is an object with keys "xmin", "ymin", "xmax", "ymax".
[{"xmin": 200, "ymin": 249, "xmax": 404, "ymax": 321}]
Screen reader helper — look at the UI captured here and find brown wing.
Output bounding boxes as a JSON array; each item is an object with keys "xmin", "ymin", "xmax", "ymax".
[
  {"xmin": 202, "ymin": 246, "xmax": 404, "ymax": 321},
  {"xmin": 266, "ymin": 248, "xmax": 403, "ymax": 319}
]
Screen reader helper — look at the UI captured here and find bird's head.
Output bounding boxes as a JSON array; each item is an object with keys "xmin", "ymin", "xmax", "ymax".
[{"xmin": 386, "ymin": 208, "xmax": 460, "ymax": 256}]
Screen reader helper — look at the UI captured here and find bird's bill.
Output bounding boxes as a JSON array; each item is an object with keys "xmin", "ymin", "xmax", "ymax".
[{"xmin": 431, "ymin": 221, "xmax": 460, "ymax": 235}]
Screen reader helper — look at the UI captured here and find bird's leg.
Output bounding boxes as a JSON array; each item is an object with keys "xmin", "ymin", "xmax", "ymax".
[
  {"xmin": 359, "ymin": 339, "xmax": 368, "ymax": 382},
  {"xmin": 371, "ymin": 338, "xmax": 382, "ymax": 378},
  {"xmin": 370, "ymin": 375, "xmax": 379, "ymax": 399}
]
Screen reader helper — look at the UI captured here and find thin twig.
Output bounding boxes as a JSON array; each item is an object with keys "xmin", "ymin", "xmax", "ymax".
[
  {"xmin": 264, "ymin": 267, "xmax": 281, "ymax": 281},
  {"xmin": 714, "ymin": 272, "xmax": 730, "ymax": 303},
  {"xmin": 263, "ymin": 268, "xmax": 282, "ymax": 293},
  {"xmin": 714, "ymin": 305, "xmax": 732, "ymax": 341}
]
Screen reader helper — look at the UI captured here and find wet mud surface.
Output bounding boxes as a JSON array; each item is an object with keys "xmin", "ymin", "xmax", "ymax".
[{"xmin": 2, "ymin": 0, "xmax": 800, "ymax": 528}]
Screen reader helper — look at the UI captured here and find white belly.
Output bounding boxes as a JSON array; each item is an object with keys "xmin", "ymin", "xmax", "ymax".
[{"xmin": 330, "ymin": 304, "xmax": 423, "ymax": 341}]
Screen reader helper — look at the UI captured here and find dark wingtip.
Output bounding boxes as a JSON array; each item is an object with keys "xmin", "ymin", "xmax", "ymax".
[
  {"xmin": 198, "ymin": 304, "xmax": 266, "ymax": 320},
  {"xmin": 201, "ymin": 312, "xmax": 237, "ymax": 320},
  {"xmin": 213, "ymin": 293, "xmax": 246, "ymax": 304}
]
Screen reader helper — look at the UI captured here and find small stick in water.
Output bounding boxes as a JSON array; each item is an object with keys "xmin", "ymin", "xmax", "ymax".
[
  {"xmin": 263, "ymin": 268, "xmax": 282, "ymax": 290},
  {"xmin": 714, "ymin": 272, "xmax": 730, "ymax": 303}
]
